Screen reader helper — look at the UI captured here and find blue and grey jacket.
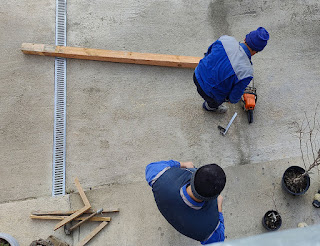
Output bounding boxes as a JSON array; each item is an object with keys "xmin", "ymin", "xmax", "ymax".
[{"xmin": 195, "ymin": 35, "xmax": 253, "ymax": 104}]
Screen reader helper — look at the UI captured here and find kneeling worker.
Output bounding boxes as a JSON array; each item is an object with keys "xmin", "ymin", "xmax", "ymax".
[
  {"xmin": 194, "ymin": 27, "xmax": 269, "ymax": 113},
  {"xmin": 145, "ymin": 160, "xmax": 226, "ymax": 244}
]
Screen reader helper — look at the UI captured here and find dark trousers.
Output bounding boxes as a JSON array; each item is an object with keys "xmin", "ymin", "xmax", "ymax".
[{"xmin": 193, "ymin": 73, "xmax": 222, "ymax": 108}]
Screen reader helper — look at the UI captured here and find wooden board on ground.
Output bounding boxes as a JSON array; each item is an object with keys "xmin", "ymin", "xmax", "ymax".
[
  {"xmin": 77, "ymin": 221, "xmax": 109, "ymax": 246},
  {"xmin": 54, "ymin": 178, "xmax": 91, "ymax": 231},
  {"xmin": 74, "ymin": 177, "xmax": 91, "ymax": 207},
  {"xmin": 54, "ymin": 205, "xmax": 91, "ymax": 231},
  {"xmin": 30, "ymin": 215, "xmax": 111, "ymax": 222},
  {"xmin": 21, "ymin": 43, "xmax": 201, "ymax": 69},
  {"xmin": 31, "ymin": 208, "xmax": 119, "ymax": 216}
]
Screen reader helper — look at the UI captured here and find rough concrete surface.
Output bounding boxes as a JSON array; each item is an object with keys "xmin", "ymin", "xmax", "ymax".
[{"xmin": 1, "ymin": 0, "xmax": 320, "ymax": 245}]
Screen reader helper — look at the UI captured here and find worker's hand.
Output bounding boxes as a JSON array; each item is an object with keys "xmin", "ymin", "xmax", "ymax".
[
  {"xmin": 217, "ymin": 195, "xmax": 223, "ymax": 212},
  {"xmin": 180, "ymin": 162, "xmax": 195, "ymax": 169}
]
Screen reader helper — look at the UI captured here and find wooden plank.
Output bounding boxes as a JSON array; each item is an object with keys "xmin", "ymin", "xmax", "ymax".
[
  {"xmin": 69, "ymin": 209, "xmax": 102, "ymax": 232},
  {"xmin": 31, "ymin": 209, "xmax": 119, "ymax": 216},
  {"xmin": 30, "ymin": 215, "xmax": 111, "ymax": 222},
  {"xmin": 77, "ymin": 221, "xmax": 109, "ymax": 246},
  {"xmin": 54, "ymin": 205, "xmax": 91, "ymax": 231},
  {"xmin": 21, "ymin": 43, "xmax": 201, "ymax": 69},
  {"xmin": 54, "ymin": 177, "xmax": 92, "ymax": 231},
  {"xmin": 74, "ymin": 177, "xmax": 91, "ymax": 207}
]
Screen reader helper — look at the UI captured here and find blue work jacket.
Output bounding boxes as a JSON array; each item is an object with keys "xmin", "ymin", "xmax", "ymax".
[
  {"xmin": 195, "ymin": 36, "xmax": 253, "ymax": 104},
  {"xmin": 145, "ymin": 160, "xmax": 225, "ymax": 244}
]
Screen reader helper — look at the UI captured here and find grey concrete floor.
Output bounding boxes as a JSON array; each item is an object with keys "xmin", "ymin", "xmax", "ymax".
[{"xmin": 1, "ymin": 0, "xmax": 320, "ymax": 245}]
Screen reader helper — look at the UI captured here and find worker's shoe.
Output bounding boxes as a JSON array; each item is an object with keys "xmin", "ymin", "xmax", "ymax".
[{"xmin": 202, "ymin": 102, "xmax": 228, "ymax": 113}]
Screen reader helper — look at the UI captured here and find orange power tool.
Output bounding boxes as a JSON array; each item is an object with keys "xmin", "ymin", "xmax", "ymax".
[{"xmin": 241, "ymin": 81, "xmax": 257, "ymax": 124}]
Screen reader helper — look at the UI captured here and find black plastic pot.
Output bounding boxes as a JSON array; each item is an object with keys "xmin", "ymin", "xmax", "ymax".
[
  {"xmin": 262, "ymin": 210, "xmax": 282, "ymax": 231},
  {"xmin": 282, "ymin": 166, "xmax": 310, "ymax": 195}
]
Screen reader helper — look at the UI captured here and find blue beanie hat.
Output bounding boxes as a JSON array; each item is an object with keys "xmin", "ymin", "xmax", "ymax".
[{"xmin": 246, "ymin": 27, "xmax": 269, "ymax": 52}]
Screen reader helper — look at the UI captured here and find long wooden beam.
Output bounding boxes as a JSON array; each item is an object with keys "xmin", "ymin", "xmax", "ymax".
[
  {"xmin": 30, "ymin": 215, "xmax": 111, "ymax": 222},
  {"xmin": 31, "ymin": 209, "xmax": 119, "ymax": 216},
  {"xmin": 21, "ymin": 43, "xmax": 201, "ymax": 69}
]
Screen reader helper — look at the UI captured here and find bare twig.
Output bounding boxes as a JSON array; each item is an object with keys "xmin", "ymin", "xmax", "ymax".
[
  {"xmin": 289, "ymin": 105, "xmax": 320, "ymax": 186},
  {"xmin": 265, "ymin": 183, "xmax": 278, "ymax": 210},
  {"xmin": 305, "ymin": 111, "xmax": 316, "ymax": 160},
  {"xmin": 271, "ymin": 183, "xmax": 277, "ymax": 211}
]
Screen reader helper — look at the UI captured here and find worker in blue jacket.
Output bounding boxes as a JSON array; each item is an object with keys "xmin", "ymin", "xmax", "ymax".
[
  {"xmin": 194, "ymin": 27, "xmax": 269, "ymax": 113},
  {"xmin": 146, "ymin": 160, "xmax": 226, "ymax": 244}
]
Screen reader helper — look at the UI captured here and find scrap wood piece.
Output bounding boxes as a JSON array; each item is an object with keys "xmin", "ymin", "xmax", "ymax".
[
  {"xmin": 74, "ymin": 177, "xmax": 91, "ymax": 207},
  {"xmin": 68, "ymin": 208, "xmax": 103, "ymax": 233},
  {"xmin": 77, "ymin": 221, "xmax": 109, "ymax": 246},
  {"xmin": 54, "ymin": 206, "xmax": 91, "ymax": 231},
  {"xmin": 21, "ymin": 43, "xmax": 202, "ymax": 69},
  {"xmin": 30, "ymin": 215, "xmax": 111, "ymax": 222},
  {"xmin": 54, "ymin": 178, "xmax": 91, "ymax": 231},
  {"xmin": 32, "ymin": 208, "xmax": 119, "ymax": 216}
]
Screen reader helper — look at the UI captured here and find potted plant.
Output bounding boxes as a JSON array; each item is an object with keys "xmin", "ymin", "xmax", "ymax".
[
  {"xmin": 282, "ymin": 166, "xmax": 311, "ymax": 195},
  {"xmin": 262, "ymin": 183, "xmax": 282, "ymax": 231},
  {"xmin": 0, "ymin": 233, "xmax": 19, "ymax": 246},
  {"xmin": 0, "ymin": 238, "xmax": 9, "ymax": 246},
  {"xmin": 262, "ymin": 210, "xmax": 282, "ymax": 231},
  {"xmin": 282, "ymin": 108, "xmax": 320, "ymax": 195}
]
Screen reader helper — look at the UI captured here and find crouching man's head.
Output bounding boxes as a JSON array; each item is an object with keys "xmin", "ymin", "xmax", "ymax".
[
  {"xmin": 244, "ymin": 27, "xmax": 269, "ymax": 55},
  {"xmin": 190, "ymin": 164, "xmax": 226, "ymax": 201}
]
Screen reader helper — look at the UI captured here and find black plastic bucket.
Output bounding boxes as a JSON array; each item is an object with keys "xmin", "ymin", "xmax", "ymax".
[
  {"xmin": 282, "ymin": 166, "xmax": 310, "ymax": 195},
  {"xmin": 262, "ymin": 210, "xmax": 282, "ymax": 231}
]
